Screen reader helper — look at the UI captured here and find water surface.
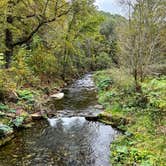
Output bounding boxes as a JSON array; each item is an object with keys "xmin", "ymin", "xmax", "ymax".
[{"xmin": 0, "ymin": 74, "xmax": 119, "ymax": 166}]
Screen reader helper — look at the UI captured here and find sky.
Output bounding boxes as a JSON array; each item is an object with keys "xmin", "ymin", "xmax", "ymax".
[{"xmin": 94, "ymin": 0, "xmax": 127, "ymax": 17}]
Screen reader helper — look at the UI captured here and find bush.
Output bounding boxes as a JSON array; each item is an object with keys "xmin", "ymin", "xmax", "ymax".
[
  {"xmin": 12, "ymin": 48, "xmax": 39, "ymax": 87},
  {"xmin": 95, "ymin": 70, "xmax": 166, "ymax": 165},
  {"xmin": 110, "ymin": 68, "xmax": 134, "ymax": 90},
  {"xmin": 142, "ymin": 77, "xmax": 166, "ymax": 111},
  {"xmin": 0, "ymin": 125, "xmax": 13, "ymax": 138},
  {"xmin": 97, "ymin": 78, "xmax": 113, "ymax": 91},
  {"xmin": 95, "ymin": 52, "xmax": 112, "ymax": 69},
  {"xmin": 0, "ymin": 69, "xmax": 16, "ymax": 101},
  {"xmin": 0, "ymin": 53, "xmax": 5, "ymax": 68},
  {"xmin": 27, "ymin": 46, "xmax": 59, "ymax": 82}
]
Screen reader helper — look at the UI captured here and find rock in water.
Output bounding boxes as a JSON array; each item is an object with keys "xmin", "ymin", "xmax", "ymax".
[
  {"xmin": 85, "ymin": 116, "xmax": 99, "ymax": 121},
  {"xmin": 31, "ymin": 112, "xmax": 43, "ymax": 120},
  {"xmin": 94, "ymin": 104, "xmax": 103, "ymax": 109},
  {"xmin": 50, "ymin": 93, "xmax": 64, "ymax": 100}
]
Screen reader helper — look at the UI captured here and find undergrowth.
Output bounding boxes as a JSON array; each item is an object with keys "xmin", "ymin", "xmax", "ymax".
[{"xmin": 94, "ymin": 69, "xmax": 166, "ymax": 166}]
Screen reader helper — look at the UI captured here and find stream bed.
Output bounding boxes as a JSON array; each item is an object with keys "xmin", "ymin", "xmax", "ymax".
[{"xmin": 0, "ymin": 74, "xmax": 119, "ymax": 166}]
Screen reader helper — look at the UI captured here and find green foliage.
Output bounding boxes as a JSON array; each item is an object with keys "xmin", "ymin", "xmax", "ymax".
[
  {"xmin": 0, "ymin": 124, "xmax": 13, "ymax": 137},
  {"xmin": 12, "ymin": 48, "xmax": 40, "ymax": 87},
  {"xmin": 0, "ymin": 104, "xmax": 9, "ymax": 111},
  {"xmin": 110, "ymin": 69, "xmax": 134, "ymax": 89},
  {"xmin": 0, "ymin": 69, "xmax": 17, "ymax": 101},
  {"xmin": 94, "ymin": 70, "xmax": 112, "ymax": 84},
  {"xmin": 95, "ymin": 70, "xmax": 166, "ymax": 165},
  {"xmin": 95, "ymin": 52, "xmax": 112, "ymax": 70},
  {"xmin": 17, "ymin": 89, "xmax": 34, "ymax": 102},
  {"xmin": 112, "ymin": 142, "xmax": 155, "ymax": 166},
  {"xmin": 142, "ymin": 77, "xmax": 166, "ymax": 111},
  {"xmin": 27, "ymin": 45, "xmax": 59, "ymax": 80},
  {"xmin": 0, "ymin": 104, "xmax": 16, "ymax": 115},
  {"xmin": 97, "ymin": 78, "xmax": 113, "ymax": 91},
  {"xmin": 0, "ymin": 53, "xmax": 5, "ymax": 68},
  {"xmin": 12, "ymin": 117, "xmax": 24, "ymax": 128},
  {"xmin": 8, "ymin": 109, "xmax": 16, "ymax": 113}
]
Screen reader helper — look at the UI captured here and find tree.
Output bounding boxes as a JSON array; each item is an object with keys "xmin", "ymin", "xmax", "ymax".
[
  {"xmin": 0, "ymin": 0, "xmax": 71, "ymax": 68},
  {"xmin": 56, "ymin": 0, "xmax": 104, "ymax": 78},
  {"xmin": 117, "ymin": 0, "xmax": 166, "ymax": 87},
  {"xmin": 100, "ymin": 12, "xmax": 127, "ymax": 65}
]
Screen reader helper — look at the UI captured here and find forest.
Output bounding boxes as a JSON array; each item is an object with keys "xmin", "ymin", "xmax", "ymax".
[{"xmin": 0, "ymin": 0, "xmax": 165, "ymax": 166}]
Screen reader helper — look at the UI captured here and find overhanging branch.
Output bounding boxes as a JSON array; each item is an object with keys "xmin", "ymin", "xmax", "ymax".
[{"xmin": 13, "ymin": 7, "xmax": 71, "ymax": 47}]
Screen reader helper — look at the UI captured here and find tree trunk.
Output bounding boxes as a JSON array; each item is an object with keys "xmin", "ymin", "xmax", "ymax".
[
  {"xmin": 5, "ymin": 28, "xmax": 13, "ymax": 68},
  {"xmin": 5, "ymin": 3, "xmax": 13, "ymax": 68}
]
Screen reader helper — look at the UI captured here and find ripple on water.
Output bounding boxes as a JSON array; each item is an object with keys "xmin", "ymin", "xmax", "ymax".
[{"xmin": 0, "ymin": 74, "xmax": 119, "ymax": 166}]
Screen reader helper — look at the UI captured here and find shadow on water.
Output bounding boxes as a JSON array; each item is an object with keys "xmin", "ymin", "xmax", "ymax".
[{"xmin": 0, "ymin": 74, "xmax": 119, "ymax": 166}]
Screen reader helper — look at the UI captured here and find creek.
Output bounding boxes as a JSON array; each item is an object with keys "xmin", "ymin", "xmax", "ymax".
[{"xmin": 0, "ymin": 74, "xmax": 119, "ymax": 166}]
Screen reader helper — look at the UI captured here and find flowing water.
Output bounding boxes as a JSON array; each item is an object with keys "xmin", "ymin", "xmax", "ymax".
[{"xmin": 0, "ymin": 74, "xmax": 119, "ymax": 166}]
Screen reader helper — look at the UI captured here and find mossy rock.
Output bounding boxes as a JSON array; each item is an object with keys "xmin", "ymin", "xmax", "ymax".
[
  {"xmin": 99, "ymin": 112, "xmax": 130, "ymax": 125},
  {"xmin": 98, "ymin": 112, "xmax": 131, "ymax": 131}
]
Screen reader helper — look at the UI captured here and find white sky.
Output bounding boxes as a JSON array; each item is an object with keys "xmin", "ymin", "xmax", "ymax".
[{"xmin": 94, "ymin": 0, "xmax": 127, "ymax": 16}]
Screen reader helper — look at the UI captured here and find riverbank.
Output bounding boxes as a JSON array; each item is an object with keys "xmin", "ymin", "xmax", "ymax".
[
  {"xmin": 0, "ymin": 73, "xmax": 118, "ymax": 166},
  {"xmin": 0, "ymin": 77, "xmax": 67, "ymax": 146},
  {"xmin": 94, "ymin": 69, "xmax": 166, "ymax": 166},
  {"xmin": 0, "ymin": 71, "xmax": 98, "ymax": 147}
]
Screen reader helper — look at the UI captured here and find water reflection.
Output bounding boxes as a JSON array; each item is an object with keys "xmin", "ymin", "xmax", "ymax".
[
  {"xmin": 0, "ymin": 74, "xmax": 119, "ymax": 166},
  {"xmin": 0, "ymin": 118, "xmax": 118, "ymax": 166},
  {"xmin": 53, "ymin": 74, "xmax": 97, "ymax": 112}
]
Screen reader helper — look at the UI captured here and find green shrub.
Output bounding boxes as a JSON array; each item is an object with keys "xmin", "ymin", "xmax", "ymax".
[
  {"xmin": 95, "ymin": 52, "xmax": 112, "ymax": 69},
  {"xmin": 0, "ymin": 104, "xmax": 9, "ymax": 111},
  {"xmin": 142, "ymin": 77, "xmax": 166, "ymax": 111},
  {"xmin": 0, "ymin": 69, "xmax": 16, "ymax": 101},
  {"xmin": 0, "ymin": 53, "xmax": 5, "ymax": 68},
  {"xmin": 97, "ymin": 78, "xmax": 113, "ymax": 91},
  {"xmin": 12, "ymin": 48, "xmax": 39, "ymax": 87},
  {"xmin": 110, "ymin": 68, "xmax": 134, "ymax": 89},
  {"xmin": 17, "ymin": 89, "xmax": 35, "ymax": 102},
  {"xmin": 0, "ymin": 124, "xmax": 13, "ymax": 137},
  {"xmin": 27, "ymin": 46, "xmax": 59, "ymax": 81},
  {"xmin": 12, "ymin": 117, "xmax": 24, "ymax": 128}
]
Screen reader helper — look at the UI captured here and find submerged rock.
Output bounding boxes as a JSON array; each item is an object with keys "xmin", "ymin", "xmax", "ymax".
[{"xmin": 50, "ymin": 92, "xmax": 64, "ymax": 100}]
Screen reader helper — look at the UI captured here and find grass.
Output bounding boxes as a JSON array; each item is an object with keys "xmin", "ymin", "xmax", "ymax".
[{"xmin": 94, "ymin": 69, "xmax": 166, "ymax": 166}]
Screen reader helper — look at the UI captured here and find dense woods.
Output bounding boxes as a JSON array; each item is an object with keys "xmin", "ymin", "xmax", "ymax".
[
  {"xmin": 0, "ymin": 0, "xmax": 165, "ymax": 165},
  {"xmin": 0, "ymin": 0, "xmax": 112, "ymax": 81},
  {"xmin": 118, "ymin": 0, "xmax": 166, "ymax": 85},
  {"xmin": 0, "ymin": 0, "xmax": 125, "ymax": 99},
  {"xmin": 94, "ymin": 0, "xmax": 166, "ymax": 165}
]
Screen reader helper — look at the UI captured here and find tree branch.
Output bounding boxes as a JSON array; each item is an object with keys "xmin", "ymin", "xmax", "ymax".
[{"xmin": 13, "ymin": 7, "xmax": 71, "ymax": 47}]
